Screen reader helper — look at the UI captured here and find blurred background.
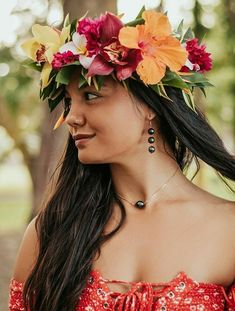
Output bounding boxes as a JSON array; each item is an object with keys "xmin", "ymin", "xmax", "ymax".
[{"xmin": 0, "ymin": 0, "xmax": 235, "ymax": 309}]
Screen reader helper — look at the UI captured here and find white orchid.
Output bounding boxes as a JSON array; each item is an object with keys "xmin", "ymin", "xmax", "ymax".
[{"xmin": 59, "ymin": 32, "xmax": 95, "ymax": 69}]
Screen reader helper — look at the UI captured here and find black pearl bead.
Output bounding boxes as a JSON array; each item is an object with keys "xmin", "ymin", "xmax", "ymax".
[
  {"xmin": 148, "ymin": 136, "xmax": 155, "ymax": 143},
  {"xmin": 135, "ymin": 200, "xmax": 145, "ymax": 208},
  {"xmin": 148, "ymin": 128, "xmax": 155, "ymax": 135},
  {"xmin": 149, "ymin": 146, "xmax": 155, "ymax": 153}
]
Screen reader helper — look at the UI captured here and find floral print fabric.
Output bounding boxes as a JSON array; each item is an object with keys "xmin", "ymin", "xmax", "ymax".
[{"xmin": 9, "ymin": 270, "xmax": 235, "ymax": 310}]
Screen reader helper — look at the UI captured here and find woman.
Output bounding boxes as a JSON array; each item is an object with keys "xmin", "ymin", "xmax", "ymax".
[{"xmin": 9, "ymin": 8, "xmax": 235, "ymax": 311}]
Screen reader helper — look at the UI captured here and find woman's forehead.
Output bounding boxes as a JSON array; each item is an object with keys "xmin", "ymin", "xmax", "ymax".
[{"xmin": 66, "ymin": 73, "xmax": 120, "ymax": 93}]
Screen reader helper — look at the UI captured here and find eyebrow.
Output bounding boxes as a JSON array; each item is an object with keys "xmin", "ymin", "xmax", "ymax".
[{"xmin": 65, "ymin": 82, "xmax": 109, "ymax": 95}]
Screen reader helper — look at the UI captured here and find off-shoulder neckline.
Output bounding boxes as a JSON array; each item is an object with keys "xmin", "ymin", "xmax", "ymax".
[
  {"xmin": 90, "ymin": 269, "xmax": 231, "ymax": 289},
  {"xmin": 10, "ymin": 269, "xmax": 234, "ymax": 290}
]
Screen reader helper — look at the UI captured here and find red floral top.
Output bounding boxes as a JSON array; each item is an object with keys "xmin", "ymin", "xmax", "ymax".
[{"xmin": 9, "ymin": 269, "xmax": 235, "ymax": 310}]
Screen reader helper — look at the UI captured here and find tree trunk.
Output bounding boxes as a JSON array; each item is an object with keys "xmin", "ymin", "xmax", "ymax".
[
  {"xmin": 28, "ymin": 104, "xmax": 67, "ymax": 219},
  {"xmin": 0, "ymin": 95, "xmax": 68, "ymax": 220},
  {"xmin": 63, "ymin": 0, "xmax": 117, "ymax": 20}
]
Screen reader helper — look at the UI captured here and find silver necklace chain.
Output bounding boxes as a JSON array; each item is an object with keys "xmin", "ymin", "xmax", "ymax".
[{"xmin": 116, "ymin": 166, "xmax": 179, "ymax": 208}]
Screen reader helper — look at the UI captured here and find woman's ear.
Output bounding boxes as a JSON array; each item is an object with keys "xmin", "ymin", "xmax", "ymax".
[
  {"xmin": 146, "ymin": 109, "xmax": 157, "ymax": 121},
  {"xmin": 148, "ymin": 113, "xmax": 161, "ymax": 132}
]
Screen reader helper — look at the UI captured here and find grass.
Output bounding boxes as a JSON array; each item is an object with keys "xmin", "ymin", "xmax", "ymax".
[
  {"xmin": 0, "ymin": 162, "xmax": 31, "ymax": 233},
  {"xmin": 0, "ymin": 198, "xmax": 31, "ymax": 233}
]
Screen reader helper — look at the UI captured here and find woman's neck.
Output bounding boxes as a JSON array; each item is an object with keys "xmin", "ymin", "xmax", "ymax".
[{"xmin": 109, "ymin": 142, "xmax": 190, "ymax": 212}]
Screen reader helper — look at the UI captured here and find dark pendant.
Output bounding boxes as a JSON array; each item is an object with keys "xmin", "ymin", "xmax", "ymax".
[
  {"xmin": 148, "ymin": 128, "xmax": 155, "ymax": 135},
  {"xmin": 135, "ymin": 200, "xmax": 145, "ymax": 208},
  {"xmin": 148, "ymin": 136, "xmax": 155, "ymax": 143},
  {"xmin": 148, "ymin": 146, "xmax": 155, "ymax": 153}
]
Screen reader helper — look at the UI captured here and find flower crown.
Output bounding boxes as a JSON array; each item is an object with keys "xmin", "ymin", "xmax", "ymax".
[{"xmin": 21, "ymin": 6, "xmax": 212, "ymax": 129}]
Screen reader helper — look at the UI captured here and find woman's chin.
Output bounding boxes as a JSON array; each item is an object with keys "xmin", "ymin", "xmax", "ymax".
[{"xmin": 78, "ymin": 153, "xmax": 101, "ymax": 164}]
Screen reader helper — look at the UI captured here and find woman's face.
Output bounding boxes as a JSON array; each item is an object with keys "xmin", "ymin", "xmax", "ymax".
[{"xmin": 65, "ymin": 73, "xmax": 155, "ymax": 164}]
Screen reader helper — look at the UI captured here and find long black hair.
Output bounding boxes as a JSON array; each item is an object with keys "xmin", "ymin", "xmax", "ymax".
[{"xmin": 23, "ymin": 79, "xmax": 235, "ymax": 311}]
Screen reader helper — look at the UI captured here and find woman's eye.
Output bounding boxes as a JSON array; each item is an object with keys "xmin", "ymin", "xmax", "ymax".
[{"xmin": 84, "ymin": 92, "xmax": 99, "ymax": 101}]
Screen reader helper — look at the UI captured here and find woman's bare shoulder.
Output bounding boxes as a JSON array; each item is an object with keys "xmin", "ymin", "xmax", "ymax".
[
  {"xmin": 187, "ymin": 186, "xmax": 235, "ymax": 235},
  {"xmin": 12, "ymin": 216, "xmax": 39, "ymax": 283},
  {"xmin": 201, "ymin": 192, "xmax": 235, "ymax": 221},
  {"xmin": 203, "ymin": 196, "xmax": 235, "ymax": 244},
  {"xmin": 220, "ymin": 198, "xmax": 235, "ymax": 236}
]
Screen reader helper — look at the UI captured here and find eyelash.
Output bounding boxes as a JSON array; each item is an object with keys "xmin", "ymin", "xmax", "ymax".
[
  {"xmin": 85, "ymin": 92, "xmax": 99, "ymax": 101},
  {"xmin": 63, "ymin": 92, "xmax": 99, "ymax": 109}
]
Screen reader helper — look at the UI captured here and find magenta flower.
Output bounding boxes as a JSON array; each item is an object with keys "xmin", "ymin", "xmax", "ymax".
[
  {"xmin": 181, "ymin": 38, "xmax": 212, "ymax": 73},
  {"xmin": 102, "ymin": 39, "xmax": 129, "ymax": 65},
  {"xmin": 77, "ymin": 15, "xmax": 105, "ymax": 56},
  {"xmin": 87, "ymin": 40, "xmax": 142, "ymax": 80},
  {"xmin": 103, "ymin": 40, "xmax": 143, "ymax": 80},
  {"xmin": 115, "ymin": 49, "xmax": 143, "ymax": 80},
  {"xmin": 86, "ymin": 54, "xmax": 114, "ymax": 76},
  {"xmin": 52, "ymin": 51, "xmax": 80, "ymax": 70},
  {"xmin": 77, "ymin": 12, "xmax": 123, "ymax": 56}
]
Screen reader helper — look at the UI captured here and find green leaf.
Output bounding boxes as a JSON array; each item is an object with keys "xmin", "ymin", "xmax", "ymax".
[
  {"xmin": 198, "ymin": 33, "xmax": 207, "ymax": 45},
  {"xmin": 49, "ymin": 69, "xmax": 57, "ymax": 80},
  {"xmin": 182, "ymin": 89, "xmax": 196, "ymax": 112},
  {"xmin": 41, "ymin": 81, "xmax": 56, "ymax": 100},
  {"xmin": 111, "ymin": 72, "xmax": 118, "ymax": 82},
  {"xmin": 135, "ymin": 5, "xmax": 145, "ymax": 20},
  {"xmin": 62, "ymin": 60, "xmax": 80, "ymax": 67},
  {"xmin": 182, "ymin": 72, "xmax": 213, "ymax": 87},
  {"xmin": 150, "ymin": 84, "xmax": 172, "ymax": 101},
  {"xmin": 121, "ymin": 79, "xmax": 129, "ymax": 92},
  {"xmin": 63, "ymin": 13, "xmax": 70, "ymax": 28},
  {"xmin": 177, "ymin": 20, "xmax": 184, "ymax": 35},
  {"xmin": 55, "ymin": 65, "xmax": 75, "ymax": 85},
  {"xmin": 50, "ymin": 85, "xmax": 64, "ymax": 100},
  {"xmin": 199, "ymin": 87, "xmax": 207, "ymax": 97},
  {"xmin": 80, "ymin": 67, "xmax": 92, "ymax": 85},
  {"xmin": 48, "ymin": 90, "xmax": 65, "ymax": 112},
  {"xmin": 96, "ymin": 75, "xmax": 104, "ymax": 90},
  {"xmin": 181, "ymin": 27, "xmax": 194, "ymax": 43},
  {"xmin": 78, "ymin": 74, "xmax": 88, "ymax": 89},
  {"xmin": 21, "ymin": 60, "xmax": 42, "ymax": 72},
  {"xmin": 125, "ymin": 17, "xmax": 145, "ymax": 27},
  {"xmin": 174, "ymin": 20, "xmax": 184, "ymax": 39},
  {"xmin": 173, "ymin": 20, "xmax": 184, "ymax": 40},
  {"xmin": 150, "ymin": 84, "xmax": 161, "ymax": 97},
  {"xmin": 70, "ymin": 18, "xmax": 78, "ymax": 34},
  {"xmin": 162, "ymin": 71, "xmax": 189, "ymax": 89}
]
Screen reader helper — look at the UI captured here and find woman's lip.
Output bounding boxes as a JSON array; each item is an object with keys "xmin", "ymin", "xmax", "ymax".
[{"xmin": 75, "ymin": 136, "xmax": 94, "ymax": 147}]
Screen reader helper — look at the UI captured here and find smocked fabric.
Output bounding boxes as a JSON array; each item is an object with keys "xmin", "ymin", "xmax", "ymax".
[{"xmin": 9, "ymin": 270, "xmax": 235, "ymax": 310}]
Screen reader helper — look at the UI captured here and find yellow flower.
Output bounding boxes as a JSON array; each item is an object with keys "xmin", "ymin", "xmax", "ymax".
[
  {"xmin": 119, "ymin": 10, "xmax": 188, "ymax": 84},
  {"xmin": 21, "ymin": 24, "xmax": 70, "ymax": 88}
]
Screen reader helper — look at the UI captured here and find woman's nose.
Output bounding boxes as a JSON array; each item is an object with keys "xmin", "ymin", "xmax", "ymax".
[
  {"xmin": 66, "ymin": 114, "xmax": 86, "ymax": 128},
  {"xmin": 65, "ymin": 105, "xmax": 86, "ymax": 128}
]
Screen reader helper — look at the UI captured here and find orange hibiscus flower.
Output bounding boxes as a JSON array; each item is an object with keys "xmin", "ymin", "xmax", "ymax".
[{"xmin": 119, "ymin": 10, "xmax": 188, "ymax": 84}]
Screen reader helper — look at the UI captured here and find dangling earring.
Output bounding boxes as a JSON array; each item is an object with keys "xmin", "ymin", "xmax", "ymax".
[{"xmin": 148, "ymin": 119, "xmax": 155, "ymax": 153}]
